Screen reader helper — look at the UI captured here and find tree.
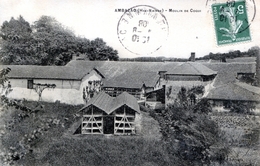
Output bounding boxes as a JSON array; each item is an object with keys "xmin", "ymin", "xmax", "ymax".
[
  {"xmin": 0, "ymin": 67, "xmax": 11, "ymax": 86},
  {"xmin": 175, "ymin": 87, "xmax": 188, "ymax": 107},
  {"xmin": 247, "ymin": 46, "xmax": 260, "ymax": 57},
  {"xmin": 34, "ymin": 83, "xmax": 56, "ymax": 101},
  {"xmin": 87, "ymin": 38, "xmax": 119, "ymax": 61},
  {"xmin": 82, "ymin": 80, "xmax": 102, "ymax": 103},
  {"xmin": 0, "ymin": 15, "xmax": 119, "ymax": 65},
  {"xmin": 32, "ymin": 16, "xmax": 77, "ymax": 65},
  {"xmin": 0, "ymin": 16, "xmax": 35, "ymax": 64},
  {"xmin": 0, "ymin": 67, "xmax": 12, "ymax": 95}
]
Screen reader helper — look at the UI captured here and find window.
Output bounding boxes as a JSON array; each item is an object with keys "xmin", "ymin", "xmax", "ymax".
[
  {"xmin": 27, "ymin": 79, "xmax": 34, "ymax": 89},
  {"xmin": 223, "ymin": 101, "xmax": 231, "ymax": 108}
]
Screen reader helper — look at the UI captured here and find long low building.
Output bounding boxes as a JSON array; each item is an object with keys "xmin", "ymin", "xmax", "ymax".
[
  {"xmin": 205, "ymin": 82, "xmax": 260, "ymax": 112},
  {"xmin": 165, "ymin": 62, "xmax": 217, "ymax": 81},
  {"xmin": 1, "ymin": 60, "xmax": 258, "ymax": 107},
  {"xmin": 0, "ymin": 65, "xmax": 104, "ymax": 104}
]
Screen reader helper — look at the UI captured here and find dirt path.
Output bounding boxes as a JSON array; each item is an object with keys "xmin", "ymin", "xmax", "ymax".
[{"xmin": 140, "ymin": 111, "xmax": 162, "ymax": 140}]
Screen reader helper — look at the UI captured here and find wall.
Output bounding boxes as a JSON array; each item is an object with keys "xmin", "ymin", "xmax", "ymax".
[
  {"xmin": 6, "ymin": 87, "xmax": 84, "ymax": 105},
  {"xmin": 210, "ymin": 99, "xmax": 260, "ymax": 113},
  {"xmin": 4, "ymin": 70, "xmax": 103, "ymax": 105},
  {"xmin": 166, "ymin": 75, "xmax": 202, "ymax": 81},
  {"xmin": 79, "ymin": 70, "xmax": 103, "ymax": 93},
  {"xmin": 9, "ymin": 78, "xmax": 81, "ymax": 89},
  {"xmin": 8, "ymin": 79, "xmax": 27, "ymax": 88},
  {"xmin": 208, "ymin": 100, "xmax": 229, "ymax": 112}
]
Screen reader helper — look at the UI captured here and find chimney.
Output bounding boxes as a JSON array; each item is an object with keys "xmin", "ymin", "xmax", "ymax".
[
  {"xmin": 256, "ymin": 49, "xmax": 260, "ymax": 87},
  {"xmin": 190, "ymin": 52, "xmax": 195, "ymax": 62}
]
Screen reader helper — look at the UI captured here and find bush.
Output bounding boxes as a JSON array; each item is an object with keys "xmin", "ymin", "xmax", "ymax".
[
  {"xmin": 139, "ymin": 104, "xmax": 151, "ymax": 112},
  {"xmin": 0, "ymin": 100, "xmax": 83, "ymax": 165},
  {"xmin": 230, "ymin": 101, "xmax": 256, "ymax": 114},
  {"xmin": 152, "ymin": 88, "xmax": 229, "ymax": 165}
]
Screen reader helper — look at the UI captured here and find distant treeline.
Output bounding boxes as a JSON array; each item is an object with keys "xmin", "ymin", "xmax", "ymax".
[
  {"xmin": 120, "ymin": 56, "xmax": 188, "ymax": 62},
  {"xmin": 196, "ymin": 46, "xmax": 259, "ymax": 62},
  {"xmin": 120, "ymin": 46, "xmax": 259, "ymax": 62}
]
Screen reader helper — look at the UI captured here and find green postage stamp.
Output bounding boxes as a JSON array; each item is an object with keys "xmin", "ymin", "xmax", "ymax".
[{"xmin": 212, "ymin": 0, "xmax": 251, "ymax": 45}]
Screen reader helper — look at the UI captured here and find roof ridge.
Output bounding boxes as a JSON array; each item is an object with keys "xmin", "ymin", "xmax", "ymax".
[
  {"xmin": 187, "ymin": 62, "xmax": 202, "ymax": 75},
  {"xmin": 234, "ymin": 82, "xmax": 260, "ymax": 95}
]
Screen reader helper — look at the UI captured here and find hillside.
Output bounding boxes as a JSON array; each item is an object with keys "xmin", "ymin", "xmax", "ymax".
[{"xmin": 0, "ymin": 100, "xmax": 165, "ymax": 166}]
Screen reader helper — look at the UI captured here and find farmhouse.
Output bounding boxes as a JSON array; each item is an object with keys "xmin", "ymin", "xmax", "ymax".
[
  {"xmin": 205, "ymin": 82, "xmax": 260, "ymax": 112},
  {"xmin": 0, "ymin": 65, "xmax": 104, "ymax": 104},
  {"xmin": 203, "ymin": 62, "xmax": 256, "ymax": 83},
  {"xmin": 1, "ymin": 61, "xmax": 176, "ymax": 104},
  {"xmin": 165, "ymin": 62, "xmax": 217, "ymax": 81},
  {"xmin": 66, "ymin": 60, "xmax": 173, "ymax": 99},
  {"xmin": 1, "ymin": 59, "xmax": 258, "ymax": 109},
  {"xmin": 199, "ymin": 57, "xmax": 260, "ymax": 113},
  {"xmin": 78, "ymin": 91, "xmax": 141, "ymax": 135},
  {"xmin": 163, "ymin": 62, "xmax": 217, "ymax": 105}
]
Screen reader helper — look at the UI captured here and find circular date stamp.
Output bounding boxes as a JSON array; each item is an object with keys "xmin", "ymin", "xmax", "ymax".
[{"xmin": 117, "ymin": 5, "xmax": 169, "ymax": 55}]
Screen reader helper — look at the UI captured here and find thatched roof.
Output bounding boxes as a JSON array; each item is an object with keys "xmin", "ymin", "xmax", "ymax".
[
  {"xmin": 226, "ymin": 57, "xmax": 256, "ymax": 63},
  {"xmin": 103, "ymin": 71, "xmax": 159, "ymax": 89},
  {"xmin": 205, "ymin": 82, "xmax": 260, "ymax": 101},
  {"xmin": 166, "ymin": 62, "xmax": 217, "ymax": 76},
  {"xmin": 66, "ymin": 61, "xmax": 178, "ymax": 88},
  {"xmin": 203, "ymin": 62, "xmax": 256, "ymax": 74},
  {"xmin": 212, "ymin": 71, "xmax": 237, "ymax": 87},
  {"xmin": 1, "ymin": 61, "xmax": 256, "ymax": 90},
  {"xmin": 0, "ymin": 65, "xmax": 103, "ymax": 80},
  {"xmin": 79, "ymin": 92, "xmax": 140, "ymax": 114},
  {"xmin": 83, "ymin": 92, "xmax": 113, "ymax": 112}
]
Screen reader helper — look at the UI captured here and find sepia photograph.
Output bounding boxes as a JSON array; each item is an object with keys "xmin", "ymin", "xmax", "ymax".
[{"xmin": 0, "ymin": 0, "xmax": 259, "ymax": 165}]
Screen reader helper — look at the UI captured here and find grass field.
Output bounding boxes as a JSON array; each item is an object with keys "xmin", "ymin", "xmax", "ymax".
[{"xmin": 0, "ymin": 100, "xmax": 168, "ymax": 166}]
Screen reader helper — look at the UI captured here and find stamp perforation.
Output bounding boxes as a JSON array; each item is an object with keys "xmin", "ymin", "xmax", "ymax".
[{"xmin": 209, "ymin": 0, "xmax": 255, "ymax": 47}]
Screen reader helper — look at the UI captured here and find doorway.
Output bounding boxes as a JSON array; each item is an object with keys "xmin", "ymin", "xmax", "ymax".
[{"xmin": 103, "ymin": 116, "xmax": 114, "ymax": 134}]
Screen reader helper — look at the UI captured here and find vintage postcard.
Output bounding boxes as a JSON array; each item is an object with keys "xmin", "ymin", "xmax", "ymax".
[{"xmin": 0, "ymin": 0, "xmax": 259, "ymax": 165}]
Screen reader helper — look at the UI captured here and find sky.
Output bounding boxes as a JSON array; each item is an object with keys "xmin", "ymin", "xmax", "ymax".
[{"xmin": 0, "ymin": 0, "xmax": 259, "ymax": 59}]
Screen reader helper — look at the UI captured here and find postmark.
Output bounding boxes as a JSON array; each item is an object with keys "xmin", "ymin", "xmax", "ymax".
[
  {"xmin": 211, "ymin": 0, "xmax": 252, "ymax": 45},
  {"xmin": 117, "ymin": 5, "xmax": 169, "ymax": 55}
]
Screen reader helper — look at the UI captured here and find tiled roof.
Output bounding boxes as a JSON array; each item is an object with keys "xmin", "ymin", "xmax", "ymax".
[
  {"xmin": 203, "ymin": 62, "xmax": 256, "ymax": 74},
  {"xmin": 0, "ymin": 65, "xmax": 102, "ymax": 80},
  {"xmin": 2, "ymin": 61, "xmax": 256, "ymax": 90},
  {"xmin": 103, "ymin": 71, "xmax": 159, "ymax": 88},
  {"xmin": 226, "ymin": 57, "xmax": 256, "ymax": 63},
  {"xmin": 234, "ymin": 82, "xmax": 260, "ymax": 95},
  {"xmin": 166, "ymin": 62, "xmax": 217, "ymax": 75},
  {"xmin": 66, "ymin": 61, "xmax": 172, "ymax": 88},
  {"xmin": 79, "ymin": 92, "xmax": 140, "ymax": 114},
  {"xmin": 203, "ymin": 62, "xmax": 256, "ymax": 87},
  {"xmin": 205, "ymin": 82, "xmax": 260, "ymax": 101},
  {"xmin": 109, "ymin": 92, "xmax": 140, "ymax": 113},
  {"xmin": 1, "ymin": 61, "xmax": 180, "ymax": 88},
  {"xmin": 83, "ymin": 92, "xmax": 113, "ymax": 112},
  {"xmin": 212, "ymin": 71, "xmax": 237, "ymax": 87}
]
